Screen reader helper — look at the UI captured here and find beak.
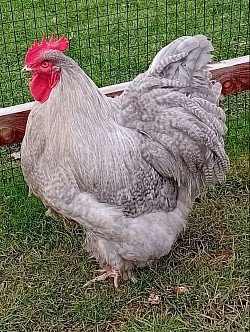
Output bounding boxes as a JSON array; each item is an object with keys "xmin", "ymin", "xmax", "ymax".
[{"xmin": 21, "ymin": 65, "xmax": 33, "ymax": 74}]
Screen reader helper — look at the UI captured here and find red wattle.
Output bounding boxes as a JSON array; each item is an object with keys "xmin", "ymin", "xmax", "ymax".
[{"xmin": 30, "ymin": 71, "xmax": 60, "ymax": 103}]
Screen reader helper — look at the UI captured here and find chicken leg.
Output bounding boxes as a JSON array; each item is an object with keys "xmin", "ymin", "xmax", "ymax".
[{"xmin": 84, "ymin": 268, "xmax": 120, "ymax": 289}]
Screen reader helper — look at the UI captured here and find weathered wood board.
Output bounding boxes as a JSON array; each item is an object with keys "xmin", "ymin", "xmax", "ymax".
[{"xmin": 0, "ymin": 56, "xmax": 249, "ymax": 147}]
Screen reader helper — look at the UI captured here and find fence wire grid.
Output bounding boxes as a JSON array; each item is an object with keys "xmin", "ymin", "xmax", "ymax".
[
  {"xmin": 0, "ymin": 0, "xmax": 249, "ymax": 189},
  {"xmin": 0, "ymin": 0, "xmax": 249, "ymax": 107}
]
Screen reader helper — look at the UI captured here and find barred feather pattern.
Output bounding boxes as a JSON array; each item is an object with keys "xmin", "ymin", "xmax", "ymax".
[
  {"xmin": 21, "ymin": 35, "xmax": 230, "ymax": 276},
  {"xmin": 115, "ymin": 35, "xmax": 229, "ymax": 199}
]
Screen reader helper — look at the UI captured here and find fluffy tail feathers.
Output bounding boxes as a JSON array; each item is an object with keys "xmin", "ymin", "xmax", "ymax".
[
  {"xmin": 117, "ymin": 35, "xmax": 230, "ymax": 200},
  {"xmin": 148, "ymin": 35, "xmax": 222, "ymax": 102}
]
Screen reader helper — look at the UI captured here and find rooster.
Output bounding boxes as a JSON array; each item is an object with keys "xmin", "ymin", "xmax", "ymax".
[{"xmin": 21, "ymin": 34, "xmax": 229, "ymax": 288}]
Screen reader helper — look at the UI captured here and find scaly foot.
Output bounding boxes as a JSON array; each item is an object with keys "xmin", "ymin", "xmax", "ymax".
[{"xmin": 83, "ymin": 269, "xmax": 120, "ymax": 289}]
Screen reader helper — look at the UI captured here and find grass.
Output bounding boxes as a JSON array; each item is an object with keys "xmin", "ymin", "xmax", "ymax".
[
  {"xmin": 0, "ymin": 0, "xmax": 249, "ymax": 331},
  {"xmin": 223, "ymin": 92, "xmax": 249, "ymax": 155},
  {"xmin": 0, "ymin": 155, "xmax": 249, "ymax": 331},
  {"xmin": 0, "ymin": 0, "xmax": 249, "ymax": 107}
]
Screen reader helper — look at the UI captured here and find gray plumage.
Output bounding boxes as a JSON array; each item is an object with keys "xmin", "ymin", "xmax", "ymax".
[{"xmin": 21, "ymin": 35, "xmax": 229, "ymax": 278}]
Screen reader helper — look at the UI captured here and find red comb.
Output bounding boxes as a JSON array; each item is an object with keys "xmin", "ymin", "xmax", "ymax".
[{"xmin": 25, "ymin": 34, "xmax": 69, "ymax": 65}]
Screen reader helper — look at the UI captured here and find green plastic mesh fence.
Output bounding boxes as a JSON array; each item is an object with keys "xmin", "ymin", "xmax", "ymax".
[
  {"xmin": 0, "ymin": 0, "xmax": 249, "ymax": 190},
  {"xmin": 0, "ymin": 0, "xmax": 249, "ymax": 107}
]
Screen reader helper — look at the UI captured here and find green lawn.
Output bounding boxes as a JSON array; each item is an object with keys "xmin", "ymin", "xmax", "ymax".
[
  {"xmin": 0, "ymin": 0, "xmax": 249, "ymax": 331},
  {"xmin": 0, "ymin": 0, "xmax": 249, "ymax": 107},
  {"xmin": 0, "ymin": 156, "xmax": 249, "ymax": 331}
]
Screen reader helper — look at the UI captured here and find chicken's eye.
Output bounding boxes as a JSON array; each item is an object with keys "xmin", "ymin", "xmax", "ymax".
[{"xmin": 41, "ymin": 61, "xmax": 49, "ymax": 68}]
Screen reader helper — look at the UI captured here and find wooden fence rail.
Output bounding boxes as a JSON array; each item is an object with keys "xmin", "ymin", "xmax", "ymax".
[{"xmin": 0, "ymin": 55, "xmax": 249, "ymax": 147}]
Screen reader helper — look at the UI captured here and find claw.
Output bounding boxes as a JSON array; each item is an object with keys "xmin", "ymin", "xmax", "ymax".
[{"xmin": 83, "ymin": 269, "xmax": 120, "ymax": 289}]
